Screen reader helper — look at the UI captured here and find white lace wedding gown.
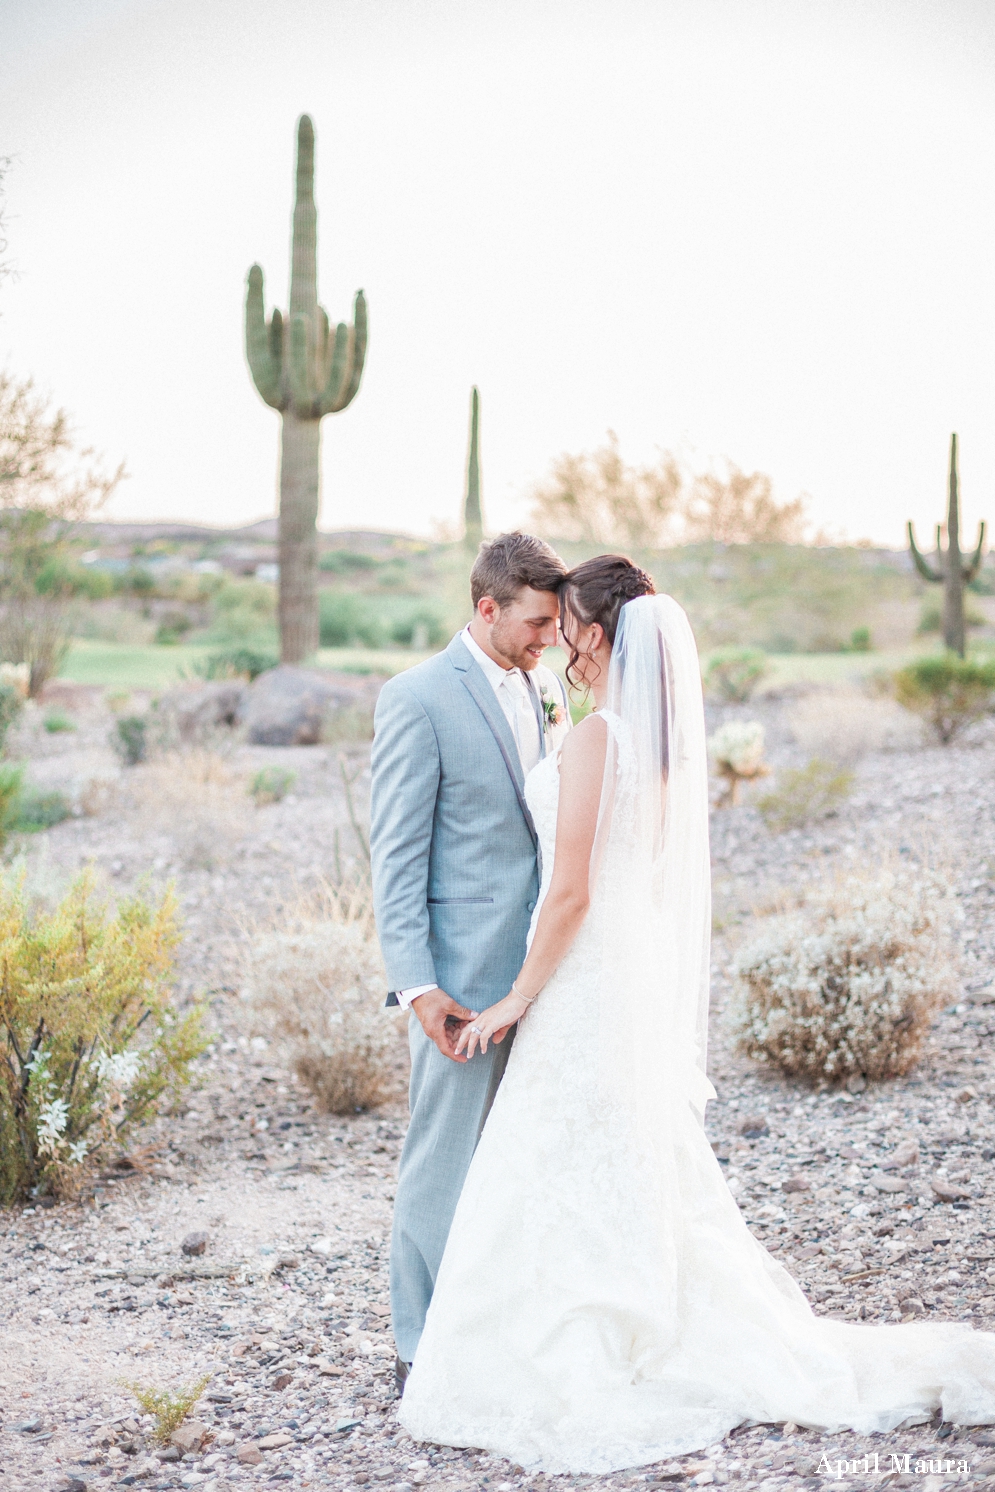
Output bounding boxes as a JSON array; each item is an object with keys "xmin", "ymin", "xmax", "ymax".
[{"xmin": 399, "ymin": 722, "xmax": 995, "ymax": 1473}]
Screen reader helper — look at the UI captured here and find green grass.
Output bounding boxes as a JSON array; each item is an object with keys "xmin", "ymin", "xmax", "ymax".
[{"xmin": 60, "ymin": 637, "xmax": 949, "ymax": 694}]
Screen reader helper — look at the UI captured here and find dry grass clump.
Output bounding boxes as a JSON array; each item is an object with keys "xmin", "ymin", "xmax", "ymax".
[
  {"xmin": 128, "ymin": 749, "xmax": 249, "ymax": 869},
  {"xmin": 786, "ymin": 687, "xmax": 924, "ymax": 762},
  {"xmin": 728, "ymin": 864, "xmax": 959, "ymax": 1085},
  {"xmin": 242, "ymin": 878, "xmax": 402, "ymax": 1114}
]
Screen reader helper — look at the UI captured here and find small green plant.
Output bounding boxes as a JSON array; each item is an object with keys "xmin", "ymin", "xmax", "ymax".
[
  {"xmin": 0, "ymin": 872, "xmax": 204, "ymax": 1205},
  {"xmin": 15, "ymin": 788, "xmax": 71, "ymax": 832},
  {"xmin": 114, "ymin": 715, "xmax": 148, "ymax": 766},
  {"xmin": 123, "ymin": 1374, "xmax": 211, "ymax": 1444},
  {"xmin": 0, "ymin": 682, "xmax": 24, "ymax": 751},
  {"xmin": 756, "ymin": 758, "xmax": 854, "ymax": 832},
  {"xmin": 43, "ymin": 710, "xmax": 76, "ymax": 734},
  {"xmin": 0, "ymin": 765, "xmax": 25, "ymax": 845},
  {"xmin": 154, "ymin": 611, "xmax": 192, "ymax": 646},
  {"xmin": 847, "ymin": 626, "xmax": 872, "ymax": 652},
  {"xmin": 894, "ymin": 655, "xmax": 995, "ymax": 743},
  {"xmin": 194, "ymin": 646, "xmax": 278, "ymax": 682},
  {"xmin": 704, "ymin": 648, "xmax": 769, "ymax": 702},
  {"xmin": 250, "ymin": 766, "xmax": 297, "ymax": 805},
  {"xmin": 707, "ymin": 720, "xmax": 769, "ymax": 806}
]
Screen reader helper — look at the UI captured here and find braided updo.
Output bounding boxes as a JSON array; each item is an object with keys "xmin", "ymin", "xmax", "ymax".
[{"xmin": 559, "ymin": 554, "xmax": 656, "ymax": 688}]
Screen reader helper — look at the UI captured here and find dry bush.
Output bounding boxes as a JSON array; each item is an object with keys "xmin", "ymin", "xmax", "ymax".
[
  {"xmin": 127, "ymin": 749, "xmax": 249, "ymax": 869},
  {"xmin": 727, "ymin": 864, "xmax": 959, "ymax": 1085},
  {"xmin": 756, "ymin": 758, "xmax": 854, "ymax": 831},
  {"xmin": 242, "ymin": 878, "xmax": 403, "ymax": 1114},
  {"xmin": 786, "ymin": 688, "xmax": 925, "ymax": 761}
]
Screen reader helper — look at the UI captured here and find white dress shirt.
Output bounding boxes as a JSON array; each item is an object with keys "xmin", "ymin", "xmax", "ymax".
[{"xmin": 398, "ymin": 626, "xmax": 545, "ymax": 1009}]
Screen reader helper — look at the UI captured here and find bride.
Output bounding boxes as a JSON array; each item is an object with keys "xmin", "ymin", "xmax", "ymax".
[{"xmin": 398, "ymin": 555, "xmax": 995, "ymax": 1473}]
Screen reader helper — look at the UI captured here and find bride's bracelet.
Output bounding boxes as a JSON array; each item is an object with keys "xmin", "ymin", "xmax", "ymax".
[{"xmin": 511, "ymin": 981, "xmax": 538, "ymax": 1005}]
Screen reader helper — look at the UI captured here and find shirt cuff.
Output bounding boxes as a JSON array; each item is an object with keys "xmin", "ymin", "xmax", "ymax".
[{"xmin": 396, "ymin": 983, "xmax": 438, "ymax": 1010}]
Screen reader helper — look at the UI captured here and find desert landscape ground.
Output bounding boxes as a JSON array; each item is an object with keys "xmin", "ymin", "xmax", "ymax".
[{"xmin": 1, "ymin": 663, "xmax": 994, "ymax": 1492}]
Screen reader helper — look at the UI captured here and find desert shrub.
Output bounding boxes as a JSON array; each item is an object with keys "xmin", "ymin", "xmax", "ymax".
[
  {"xmin": 728, "ymin": 864, "xmax": 959, "ymax": 1083},
  {"xmin": 114, "ymin": 714, "xmax": 148, "ymax": 765},
  {"xmin": 195, "ymin": 645, "xmax": 278, "ymax": 682},
  {"xmin": 124, "ymin": 1375, "xmax": 210, "ymax": 1445},
  {"xmin": 250, "ymin": 766, "xmax": 296, "ymax": 805},
  {"xmin": 848, "ymin": 626, "xmax": 872, "ymax": 652},
  {"xmin": 0, "ymin": 873, "xmax": 203, "ymax": 1205},
  {"xmin": 756, "ymin": 758, "xmax": 854, "ymax": 831},
  {"xmin": 319, "ymin": 549, "xmax": 378, "ymax": 574},
  {"xmin": 43, "ymin": 709, "xmax": 76, "ymax": 734},
  {"xmin": 242, "ymin": 881, "xmax": 400, "ymax": 1114},
  {"xmin": 0, "ymin": 680, "xmax": 24, "ymax": 751},
  {"xmin": 318, "ymin": 592, "xmax": 387, "ymax": 649},
  {"xmin": 154, "ymin": 610, "xmax": 192, "ymax": 645},
  {"xmin": 206, "ymin": 576, "xmax": 277, "ymax": 643},
  {"xmin": 786, "ymin": 689, "xmax": 924, "ymax": 761},
  {"xmin": 894, "ymin": 656, "xmax": 995, "ymax": 744},
  {"xmin": 704, "ymin": 648, "xmax": 769, "ymax": 702},
  {"xmin": 389, "ymin": 605, "xmax": 447, "ymax": 648},
  {"xmin": 708, "ymin": 720, "xmax": 768, "ymax": 806},
  {"xmin": 0, "ymin": 765, "xmax": 25, "ymax": 844},
  {"xmin": 15, "ymin": 787, "xmax": 71, "ymax": 832}
]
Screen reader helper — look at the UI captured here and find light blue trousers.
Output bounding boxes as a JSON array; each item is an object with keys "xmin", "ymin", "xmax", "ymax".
[{"xmin": 390, "ymin": 1016, "xmax": 514, "ymax": 1364}]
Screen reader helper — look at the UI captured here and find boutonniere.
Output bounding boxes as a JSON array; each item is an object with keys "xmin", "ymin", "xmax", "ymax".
[{"xmin": 539, "ymin": 685, "xmax": 565, "ymax": 734}]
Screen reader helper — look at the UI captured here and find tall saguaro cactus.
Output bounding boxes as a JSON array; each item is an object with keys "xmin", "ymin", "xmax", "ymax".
[
  {"xmin": 245, "ymin": 115, "xmax": 368, "ymax": 663},
  {"xmin": 463, "ymin": 386, "xmax": 484, "ymax": 551},
  {"xmin": 908, "ymin": 434, "xmax": 986, "ymax": 658}
]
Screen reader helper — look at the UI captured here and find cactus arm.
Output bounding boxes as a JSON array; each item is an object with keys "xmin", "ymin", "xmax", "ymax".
[
  {"xmin": 908, "ymin": 521, "xmax": 942, "ymax": 583},
  {"xmin": 963, "ymin": 520, "xmax": 987, "ymax": 583},
  {"xmin": 317, "ymin": 290, "xmax": 367, "ymax": 414},
  {"xmin": 245, "ymin": 266, "xmax": 284, "ymax": 409}
]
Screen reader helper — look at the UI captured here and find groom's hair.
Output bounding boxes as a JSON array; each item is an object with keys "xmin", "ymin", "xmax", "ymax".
[{"xmin": 470, "ymin": 532, "xmax": 567, "ymax": 608}]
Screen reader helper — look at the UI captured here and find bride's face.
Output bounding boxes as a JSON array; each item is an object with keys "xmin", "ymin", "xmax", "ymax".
[{"xmin": 559, "ymin": 607, "xmax": 609, "ymax": 690}]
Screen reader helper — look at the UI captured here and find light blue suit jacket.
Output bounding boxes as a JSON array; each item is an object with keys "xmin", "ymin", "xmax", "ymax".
[{"xmin": 371, "ymin": 634, "xmax": 566, "ymax": 1010}]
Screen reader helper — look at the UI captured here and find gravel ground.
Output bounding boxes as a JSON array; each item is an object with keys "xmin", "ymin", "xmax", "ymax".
[{"xmin": 2, "ymin": 683, "xmax": 995, "ymax": 1492}]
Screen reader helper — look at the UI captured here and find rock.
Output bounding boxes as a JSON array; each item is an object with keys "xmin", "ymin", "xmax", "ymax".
[
  {"xmin": 214, "ymin": 1429, "xmax": 235, "ymax": 1446},
  {"xmin": 168, "ymin": 1420, "xmax": 210, "ymax": 1453},
  {"xmin": 899, "ymin": 1297, "xmax": 925, "ymax": 1316},
  {"xmin": 270, "ymin": 1371, "xmax": 294, "ymax": 1390},
  {"xmin": 781, "ymin": 1175, "xmax": 810, "ymax": 1193},
  {"xmin": 871, "ymin": 1177, "xmax": 907, "ymax": 1193},
  {"xmin": 55, "ymin": 1480, "xmax": 88, "ymax": 1492},
  {"xmin": 931, "ymin": 1179, "xmax": 972, "ymax": 1202},
  {"xmin": 237, "ymin": 1443, "xmax": 264, "ymax": 1465},
  {"xmin": 258, "ymin": 1431, "xmax": 294, "ymax": 1449},
  {"xmin": 156, "ymin": 1446, "xmax": 181, "ymax": 1461},
  {"xmin": 161, "ymin": 681, "xmax": 247, "ymax": 743},
  {"xmin": 956, "ymin": 1087, "xmax": 978, "ymax": 1103},
  {"xmin": 273, "ymin": 1253, "xmax": 301, "ymax": 1272},
  {"xmin": 738, "ymin": 1116, "xmax": 769, "ymax": 1139},
  {"xmin": 238, "ymin": 665, "xmax": 374, "ymax": 747},
  {"xmin": 180, "ymin": 1230, "xmax": 209, "ymax": 1256},
  {"xmin": 316, "ymin": 1357, "xmax": 345, "ymax": 1376},
  {"xmin": 883, "ymin": 1138, "xmax": 919, "ymax": 1169},
  {"xmin": 846, "ymin": 1073, "xmax": 867, "ymax": 1095}
]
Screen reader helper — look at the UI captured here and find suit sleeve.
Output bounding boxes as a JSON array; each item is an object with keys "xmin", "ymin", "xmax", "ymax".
[{"xmin": 370, "ymin": 680, "xmax": 441, "ymax": 1002}]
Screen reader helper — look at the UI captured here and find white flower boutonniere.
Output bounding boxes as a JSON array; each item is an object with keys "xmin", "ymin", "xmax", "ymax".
[{"xmin": 539, "ymin": 685, "xmax": 566, "ymax": 735}]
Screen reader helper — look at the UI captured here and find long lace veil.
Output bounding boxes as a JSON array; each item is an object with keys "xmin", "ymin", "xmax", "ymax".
[{"xmin": 591, "ymin": 594, "xmax": 715, "ymax": 1129}]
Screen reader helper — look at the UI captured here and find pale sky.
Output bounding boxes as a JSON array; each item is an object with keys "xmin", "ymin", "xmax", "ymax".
[{"xmin": 2, "ymin": 0, "xmax": 994, "ymax": 547}]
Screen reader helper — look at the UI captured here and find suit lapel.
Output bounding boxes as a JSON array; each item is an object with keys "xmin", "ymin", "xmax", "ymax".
[
  {"xmin": 522, "ymin": 669, "xmax": 548, "ymax": 759},
  {"xmin": 446, "ymin": 635, "xmax": 538, "ymax": 849}
]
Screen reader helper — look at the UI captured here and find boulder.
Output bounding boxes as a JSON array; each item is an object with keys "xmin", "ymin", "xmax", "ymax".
[
  {"xmin": 237, "ymin": 665, "xmax": 377, "ymax": 747},
  {"xmin": 161, "ymin": 681, "xmax": 247, "ymax": 743}
]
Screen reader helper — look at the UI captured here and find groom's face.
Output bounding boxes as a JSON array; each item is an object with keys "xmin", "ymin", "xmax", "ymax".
[{"xmin": 482, "ymin": 587, "xmax": 560, "ymax": 671}]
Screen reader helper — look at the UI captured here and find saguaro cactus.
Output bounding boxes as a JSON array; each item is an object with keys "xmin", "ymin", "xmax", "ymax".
[
  {"xmin": 463, "ymin": 386, "xmax": 483, "ymax": 550},
  {"xmin": 908, "ymin": 433, "xmax": 986, "ymax": 658},
  {"xmin": 245, "ymin": 115, "xmax": 368, "ymax": 663}
]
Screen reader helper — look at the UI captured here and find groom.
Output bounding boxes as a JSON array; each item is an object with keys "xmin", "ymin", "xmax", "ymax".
[{"xmin": 370, "ymin": 532, "xmax": 570, "ymax": 1390}]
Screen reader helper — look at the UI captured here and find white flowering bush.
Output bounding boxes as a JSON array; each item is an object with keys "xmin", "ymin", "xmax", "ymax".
[
  {"xmin": 708, "ymin": 720, "xmax": 769, "ymax": 806},
  {"xmin": 242, "ymin": 881, "xmax": 402, "ymax": 1114},
  {"xmin": 727, "ymin": 865, "xmax": 959, "ymax": 1084},
  {"xmin": 0, "ymin": 872, "xmax": 205, "ymax": 1205}
]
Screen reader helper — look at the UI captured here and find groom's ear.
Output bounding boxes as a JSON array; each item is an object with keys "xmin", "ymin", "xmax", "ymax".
[{"xmin": 475, "ymin": 596, "xmax": 500, "ymax": 626}]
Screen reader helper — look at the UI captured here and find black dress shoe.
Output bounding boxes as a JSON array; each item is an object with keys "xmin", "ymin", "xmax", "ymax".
[{"xmin": 395, "ymin": 1355, "xmax": 411, "ymax": 1397}]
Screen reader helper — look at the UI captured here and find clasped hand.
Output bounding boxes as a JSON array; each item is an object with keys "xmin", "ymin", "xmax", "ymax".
[{"xmin": 456, "ymin": 987, "xmax": 532, "ymax": 1060}]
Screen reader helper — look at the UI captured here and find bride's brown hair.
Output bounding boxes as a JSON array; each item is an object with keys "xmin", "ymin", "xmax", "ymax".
[{"xmin": 559, "ymin": 554, "xmax": 656, "ymax": 689}]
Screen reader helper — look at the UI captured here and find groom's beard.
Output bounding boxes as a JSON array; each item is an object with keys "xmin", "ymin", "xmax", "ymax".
[{"xmin": 489, "ymin": 620, "xmax": 544, "ymax": 672}]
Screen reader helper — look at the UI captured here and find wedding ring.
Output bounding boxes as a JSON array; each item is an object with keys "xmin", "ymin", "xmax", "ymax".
[{"xmin": 469, "ymin": 1025, "xmax": 483, "ymax": 1035}]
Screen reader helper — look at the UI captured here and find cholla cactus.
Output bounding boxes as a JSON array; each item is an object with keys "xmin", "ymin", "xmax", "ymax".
[{"xmin": 708, "ymin": 719, "xmax": 768, "ymax": 806}]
